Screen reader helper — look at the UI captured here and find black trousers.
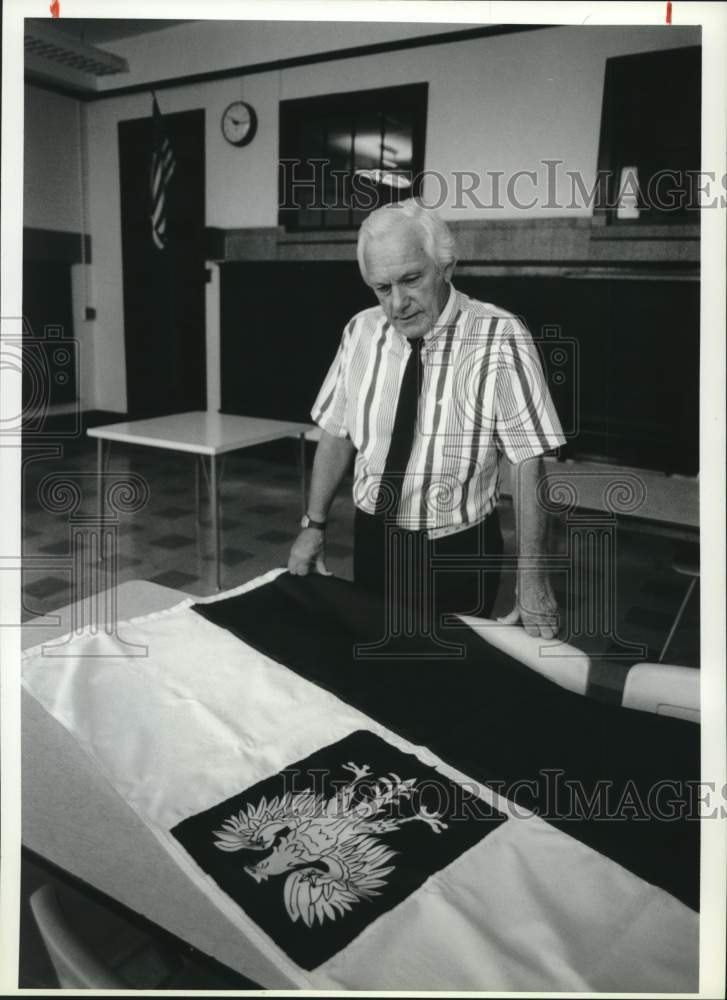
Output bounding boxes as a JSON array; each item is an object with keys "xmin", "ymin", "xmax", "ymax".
[{"xmin": 353, "ymin": 507, "xmax": 504, "ymax": 626}]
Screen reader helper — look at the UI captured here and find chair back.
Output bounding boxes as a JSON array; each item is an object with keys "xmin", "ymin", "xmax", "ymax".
[
  {"xmin": 29, "ymin": 884, "xmax": 125, "ymax": 989},
  {"xmin": 622, "ymin": 663, "xmax": 700, "ymax": 723}
]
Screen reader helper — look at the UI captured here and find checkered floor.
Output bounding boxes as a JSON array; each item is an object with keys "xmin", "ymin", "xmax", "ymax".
[{"xmin": 21, "ymin": 441, "xmax": 336, "ymax": 606}]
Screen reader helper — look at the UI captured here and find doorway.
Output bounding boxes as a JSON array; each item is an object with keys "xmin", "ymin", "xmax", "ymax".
[{"xmin": 118, "ymin": 106, "xmax": 206, "ymax": 418}]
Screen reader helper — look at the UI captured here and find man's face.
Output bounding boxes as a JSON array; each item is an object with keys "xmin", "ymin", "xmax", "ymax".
[{"xmin": 363, "ymin": 225, "xmax": 453, "ymax": 339}]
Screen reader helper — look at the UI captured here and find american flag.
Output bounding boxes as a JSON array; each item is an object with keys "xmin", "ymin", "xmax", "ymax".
[{"xmin": 150, "ymin": 95, "xmax": 176, "ymax": 249}]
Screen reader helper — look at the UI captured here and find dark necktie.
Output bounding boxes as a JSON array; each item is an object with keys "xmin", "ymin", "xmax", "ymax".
[{"xmin": 375, "ymin": 336, "xmax": 424, "ymax": 519}]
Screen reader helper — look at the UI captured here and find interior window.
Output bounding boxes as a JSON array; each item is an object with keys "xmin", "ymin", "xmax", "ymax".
[
  {"xmin": 596, "ymin": 46, "xmax": 701, "ymax": 224},
  {"xmin": 278, "ymin": 83, "xmax": 428, "ymax": 231}
]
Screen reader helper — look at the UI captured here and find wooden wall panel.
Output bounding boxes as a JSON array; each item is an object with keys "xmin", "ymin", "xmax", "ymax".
[{"xmin": 219, "ymin": 261, "xmax": 699, "ymax": 476}]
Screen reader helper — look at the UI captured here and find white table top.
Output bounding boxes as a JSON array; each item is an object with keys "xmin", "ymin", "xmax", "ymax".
[
  {"xmin": 501, "ymin": 456, "xmax": 699, "ymax": 530},
  {"xmin": 87, "ymin": 411, "xmax": 313, "ymax": 456}
]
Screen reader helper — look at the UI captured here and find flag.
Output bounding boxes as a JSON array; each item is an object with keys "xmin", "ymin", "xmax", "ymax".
[
  {"xmin": 172, "ymin": 729, "xmax": 505, "ymax": 970},
  {"xmin": 150, "ymin": 95, "xmax": 176, "ymax": 249}
]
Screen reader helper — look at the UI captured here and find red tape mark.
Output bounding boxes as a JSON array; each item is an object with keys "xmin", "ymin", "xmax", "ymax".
[
  {"xmin": 666, "ymin": 1, "xmax": 672, "ymax": 23},
  {"xmin": 50, "ymin": 0, "xmax": 60, "ymax": 16}
]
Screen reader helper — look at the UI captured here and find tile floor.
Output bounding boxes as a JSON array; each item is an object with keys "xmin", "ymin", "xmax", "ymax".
[{"xmin": 18, "ymin": 434, "xmax": 700, "ymax": 987}]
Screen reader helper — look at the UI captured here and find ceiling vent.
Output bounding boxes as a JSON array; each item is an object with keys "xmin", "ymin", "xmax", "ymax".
[{"xmin": 25, "ymin": 22, "xmax": 129, "ymax": 92}]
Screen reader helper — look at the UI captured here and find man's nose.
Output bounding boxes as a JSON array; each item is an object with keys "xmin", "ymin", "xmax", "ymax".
[{"xmin": 391, "ymin": 285, "xmax": 410, "ymax": 316}]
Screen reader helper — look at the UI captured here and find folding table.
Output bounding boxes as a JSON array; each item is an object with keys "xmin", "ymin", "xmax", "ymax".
[{"xmin": 87, "ymin": 412, "xmax": 311, "ymax": 589}]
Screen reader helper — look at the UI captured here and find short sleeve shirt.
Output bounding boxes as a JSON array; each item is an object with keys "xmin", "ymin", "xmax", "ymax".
[{"xmin": 312, "ymin": 285, "xmax": 566, "ymax": 537}]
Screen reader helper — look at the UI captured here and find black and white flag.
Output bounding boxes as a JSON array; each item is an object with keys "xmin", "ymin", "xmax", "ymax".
[
  {"xmin": 150, "ymin": 94, "xmax": 176, "ymax": 249},
  {"xmin": 20, "ymin": 570, "xmax": 699, "ymax": 991}
]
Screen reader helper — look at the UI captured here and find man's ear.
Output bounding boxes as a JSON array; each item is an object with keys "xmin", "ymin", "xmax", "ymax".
[{"xmin": 442, "ymin": 258, "xmax": 457, "ymax": 283}]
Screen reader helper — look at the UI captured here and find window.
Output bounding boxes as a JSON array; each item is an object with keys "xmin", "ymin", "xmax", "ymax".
[
  {"xmin": 278, "ymin": 83, "xmax": 428, "ymax": 231},
  {"xmin": 596, "ymin": 46, "xmax": 701, "ymax": 224}
]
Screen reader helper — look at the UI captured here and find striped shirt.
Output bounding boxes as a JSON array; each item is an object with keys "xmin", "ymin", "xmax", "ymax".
[{"xmin": 312, "ymin": 284, "xmax": 566, "ymax": 538}]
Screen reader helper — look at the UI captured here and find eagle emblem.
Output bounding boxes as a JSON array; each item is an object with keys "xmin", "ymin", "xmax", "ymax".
[{"xmin": 213, "ymin": 761, "xmax": 448, "ymax": 927}]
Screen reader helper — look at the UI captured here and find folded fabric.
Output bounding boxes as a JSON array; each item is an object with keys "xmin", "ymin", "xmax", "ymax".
[{"xmin": 22, "ymin": 569, "xmax": 698, "ymax": 991}]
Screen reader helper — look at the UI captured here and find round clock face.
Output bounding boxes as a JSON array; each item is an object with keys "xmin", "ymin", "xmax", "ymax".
[{"xmin": 221, "ymin": 101, "xmax": 258, "ymax": 147}]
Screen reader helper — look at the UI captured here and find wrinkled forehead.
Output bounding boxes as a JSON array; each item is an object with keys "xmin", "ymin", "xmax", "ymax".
[{"xmin": 363, "ymin": 223, "xmax": 434, "ymax": 284}]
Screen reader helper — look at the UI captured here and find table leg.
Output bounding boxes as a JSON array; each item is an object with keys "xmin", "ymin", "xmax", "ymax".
[
  {"xmin": 210, "ymin": 454, "xmax": 221, "ymax": 591},
  {"xmin": 200, "ymin": 453, "xmax": 211, "ymax": 499},
  {"xmin": 96, "ymin": 439, "xmax": 104, "ymax": 562},
  {"xmin": 299, "ymin": 433, "xmax": 307, "ymax": 516},
  {"xmin": 194, "ymin": 456, "xmax": 201, "ymax": 525}
]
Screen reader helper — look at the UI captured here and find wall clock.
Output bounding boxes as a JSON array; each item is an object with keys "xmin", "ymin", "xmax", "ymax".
[{"xmin": 221, "ymin": 101, "xmax": 258, "ymax": 147}]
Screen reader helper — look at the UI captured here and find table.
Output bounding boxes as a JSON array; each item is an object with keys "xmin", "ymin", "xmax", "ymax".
[
  {"xmin": 499, "ymin": 456, "xmax": 699, "ymax": 533},
  {"xmin": 87, "ymin": 412, "xmax": 311, "ymax": 590}
]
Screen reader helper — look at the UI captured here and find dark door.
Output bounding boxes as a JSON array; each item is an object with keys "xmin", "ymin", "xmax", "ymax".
[
  {"xmin": 22, "ymin": 259, "xmax": 77, "ymax": 408},
  {"xmin": 118, "ymin": 107, "xmax": 206, "ymax": 418}
]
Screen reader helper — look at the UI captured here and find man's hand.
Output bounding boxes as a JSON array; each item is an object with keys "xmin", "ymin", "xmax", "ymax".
[
  {"xmin": 498, "ymin": 574, "xmax": 559, "ymax": 639},
  {"xmin": 506, "ymin": 454, "xmax": 559, "ymax": 639},
  {"xmin": 288, "ymin": 528, "xmax": 332, "ymax": 577},
  {"xmin": 287, "ymin": 429, "xmax": 353, "ymax": 578}
]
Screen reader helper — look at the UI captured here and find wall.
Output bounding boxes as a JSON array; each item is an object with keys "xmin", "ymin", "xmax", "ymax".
[
  {"xmin": 23, "ymin": 84, "xmax": 95, "ymax": 410},
  {"xmin": 89, "ymin": 24, "xmax": 702, "ymax": 231},
  {"xmin": 24, "ymin": 84, "xmax": 83, "ymax": 232},
  {"xmin": 95, "ymin": 19, "xmax": 463, "ymax": 92},
  {"xmin": 31, "ymin": 23, "xmax": 701, "ymax": 411}
]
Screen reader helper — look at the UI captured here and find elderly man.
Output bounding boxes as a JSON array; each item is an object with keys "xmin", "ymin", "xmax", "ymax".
[{"xmin": 288, "ymin": 200, "xmax": 565, "ymax": 639}]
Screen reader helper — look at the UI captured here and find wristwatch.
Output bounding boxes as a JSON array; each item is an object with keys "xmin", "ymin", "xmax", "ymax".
[{"xmin": 301, "ymin": 514, "xmax": 327, "ymax": 531}]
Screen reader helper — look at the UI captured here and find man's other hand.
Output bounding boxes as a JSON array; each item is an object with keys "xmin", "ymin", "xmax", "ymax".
[
  {"xmin": 498, "ymin": 575, "xmax": 559, "ymax": 639},
  {"xmin": 288, "ymin": 528, "xmax": 332, "ymax": 577}
]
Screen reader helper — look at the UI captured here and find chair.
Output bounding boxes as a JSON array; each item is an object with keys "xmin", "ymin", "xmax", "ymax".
[
  {"xmin": 28, "ymin": 882, "xmax": 259, "ymax": 990},
  {"xmin": 458, "ymin": 615, "xmax": 591, "ymax": 695},
  {"xmin": 29, "ymin": 884, "xmax": 127, "ymax": 988},
  {"xmin": 28, "ymin": 883, "xmax": 192, "ymax": 989},
  {"xmin": 659, "ymin": 544, "xmax": 699, "ymax": 663},
  {"xmin": 622, "ymin": 663, "xmax": 700, "ymax": 723}
]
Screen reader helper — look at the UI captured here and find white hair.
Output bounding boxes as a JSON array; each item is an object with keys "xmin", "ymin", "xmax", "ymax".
[{"xmin": 356, "ymin": 199, "xmax": 457, "ymax": 283}]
